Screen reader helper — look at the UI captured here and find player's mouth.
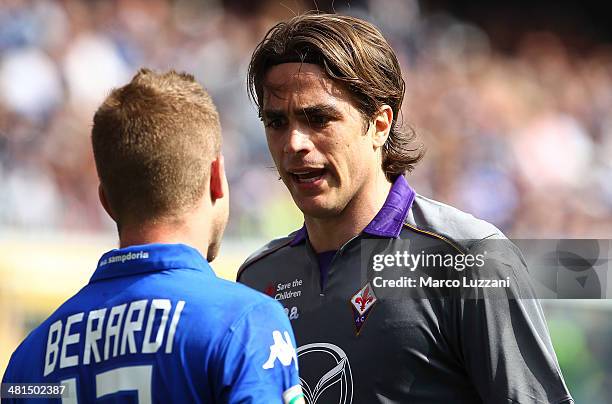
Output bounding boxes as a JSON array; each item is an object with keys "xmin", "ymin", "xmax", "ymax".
[{"xmin": 288, "ymin": 168, "xmax": 327, "ymax": 189}]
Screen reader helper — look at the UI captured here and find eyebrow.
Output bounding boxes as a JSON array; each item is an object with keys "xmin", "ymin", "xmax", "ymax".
[{"xmin": 262, "ymin": 104, "xmax": 342, "ymax": 120}]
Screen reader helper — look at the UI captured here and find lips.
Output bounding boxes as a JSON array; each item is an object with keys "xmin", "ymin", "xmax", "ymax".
[{"xmin": 291, "ymin": 168, "xmax": 326, "ymax": 183}]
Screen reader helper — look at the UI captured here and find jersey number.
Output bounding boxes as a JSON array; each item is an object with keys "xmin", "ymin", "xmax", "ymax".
[{"xmin": 61, "ymin": 365, "xmax": 152, "ymax": 403}]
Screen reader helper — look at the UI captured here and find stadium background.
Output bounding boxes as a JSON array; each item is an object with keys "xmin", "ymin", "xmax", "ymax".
[{"xmin": 1, "ymin": 0, "xmax": 611, "ymax": 402}]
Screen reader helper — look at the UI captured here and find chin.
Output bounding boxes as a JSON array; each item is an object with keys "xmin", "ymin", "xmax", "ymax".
[{"xmin": 295, "ymin": 197, "xmax": 343, "ymax": 219}]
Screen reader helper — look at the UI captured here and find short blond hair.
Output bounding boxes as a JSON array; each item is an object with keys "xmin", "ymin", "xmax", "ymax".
[{"xmin": 92, "ymin": 68, "xmax": 221, "ymax": 225}]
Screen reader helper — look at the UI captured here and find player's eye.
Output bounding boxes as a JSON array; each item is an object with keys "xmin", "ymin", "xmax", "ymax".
[
  {"xmin": 265, "ymin": 118, "xmax": 286, "ymax": 130},
  {"xmin": 308, "ymin": 114, "xmax": 330, "ymax": 128}
]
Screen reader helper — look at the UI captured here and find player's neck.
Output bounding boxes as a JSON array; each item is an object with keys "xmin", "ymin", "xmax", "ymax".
[
  {"xmin": 305, "ymin": 172, "xmax": 392, "ymax": 253},
  {"xmin": 118, "ymin": 217, "xmax": 211, "ymax": 260}
]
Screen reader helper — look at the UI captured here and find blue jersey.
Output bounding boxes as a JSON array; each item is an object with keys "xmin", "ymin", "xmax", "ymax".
[{"xmin": 2, "ymin": 243, "xmax": 303, "ymax": 403}]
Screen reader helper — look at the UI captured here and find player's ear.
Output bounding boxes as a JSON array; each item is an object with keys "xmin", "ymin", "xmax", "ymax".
[
  {"xmin": 98, "ymin": 184, "xmax": 116, "ymax": 221},
  {"xmin": 210, "ymin": 154, "xmax": 227, "ymax": 202},
  {"xmin": 371, "ymin": 104, "xmax": 393, "ymax": 148}
]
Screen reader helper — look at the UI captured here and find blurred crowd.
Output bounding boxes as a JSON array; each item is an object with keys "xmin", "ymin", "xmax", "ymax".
[{"xmin": 1, "ymin": 0, "xmax": 611, "ymax": 239}]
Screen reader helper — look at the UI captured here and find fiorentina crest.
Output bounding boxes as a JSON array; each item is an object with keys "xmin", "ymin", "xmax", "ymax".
[{"xmin": 350, "ymin": 282, "xmax": 377, "ymax": 335}]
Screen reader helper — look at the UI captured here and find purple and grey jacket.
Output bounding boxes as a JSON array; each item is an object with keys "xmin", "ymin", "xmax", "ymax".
[{"xmin": 238, "ymin": 175, "xmax": 573, "ymax": 404}]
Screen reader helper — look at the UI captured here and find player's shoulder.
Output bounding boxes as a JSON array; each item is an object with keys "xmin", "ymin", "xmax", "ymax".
[
  {"xmin": 4, "ymin": 330, "xmax": 36, "ymax": 381},
  {"xmin": 3, "ymin": 298, "xmax": 77, "ymax": 381},
  {"xmin": 404, "ymin": 193, "xmax": 506, "ymax": 252},
  {"xmin": 212, "ymin": 276, "xmax": 280, "ymax": 308},
  {"xmin": 192, "ymin": 277, "xmax": 289, "ymax": 342},
  {"xmin": 236, "ymin": 231, "xmax": 298, "ymax": 282}
]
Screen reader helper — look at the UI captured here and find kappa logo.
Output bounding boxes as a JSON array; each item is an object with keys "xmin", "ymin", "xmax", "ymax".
[
  {"xmin": 350, "ymin": 282, "xmax": 377, "ymax": 334},
  {"xmin": 297, "ymin": 343, "xmax": 353, "ymax": 404},
  {"xmin": 262, "ymin": 330, "xmax": 298, "ymax": 370}
]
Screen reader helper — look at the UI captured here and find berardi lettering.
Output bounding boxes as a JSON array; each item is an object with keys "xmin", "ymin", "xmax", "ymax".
[{"xmin": 43, "ymin": 299, "xmax": 185, "ymax": 376}]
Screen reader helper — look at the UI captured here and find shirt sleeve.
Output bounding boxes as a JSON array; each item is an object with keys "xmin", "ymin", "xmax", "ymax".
[
  {"xmin": 215, "ymin": 299, "xmax": 303, "ymax": 404},
  {"xmin": 449, "ymin": 239, "xmax": 574, "ymax": 404}
]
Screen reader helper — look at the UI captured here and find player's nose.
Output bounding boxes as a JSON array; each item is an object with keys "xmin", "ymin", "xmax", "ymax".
[{"xmin": 284, "ymin": 126, "xmax": 314, "ymax": 155}]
